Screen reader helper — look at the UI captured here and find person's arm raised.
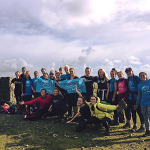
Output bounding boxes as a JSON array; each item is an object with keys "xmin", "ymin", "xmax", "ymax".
[{"xmin": 75, "ymin": 85, "xmax": 82, "ymax": 97}]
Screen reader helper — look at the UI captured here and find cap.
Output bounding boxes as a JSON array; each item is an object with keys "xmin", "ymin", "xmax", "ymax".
[
  {"xmin": 50, "ymin": 70, "xmax": 54, "ymax": 75},
  {"xmin": 125, "ymin": 67, "xmax": 132, "ymax": 72}
]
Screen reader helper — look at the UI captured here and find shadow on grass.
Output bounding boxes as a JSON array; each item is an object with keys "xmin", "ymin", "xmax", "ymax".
[{"xmin": 0, "ymin": 114, "xmax": 149, "ymax": 150}]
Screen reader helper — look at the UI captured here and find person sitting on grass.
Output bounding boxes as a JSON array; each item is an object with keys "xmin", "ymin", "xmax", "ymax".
[
  {"xmin": 67, "ymin": 85, "xmax": 119, "ymax": 136},
  {"xmin": 46, "ymin": 88, "xmax": 67, "ymax": 123},
  {"xmin": 0, "ymin": 103, "xmax": 10, "ymax": 114},
  {"xmin": 19, "ymin": 89, "xmax": 52, "ymax": 120}
]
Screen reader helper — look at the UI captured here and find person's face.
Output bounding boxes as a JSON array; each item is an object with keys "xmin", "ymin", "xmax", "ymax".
[
  {"xmin": 126, "ymin": 71, "xmax": 133, "ymax": 77},
  {"xmin": 15, "ymin": 72, "xmax": 20, "ymax": 78},
  {"xmin": 59, "ymin": 69, "xmax": 63, "ymax": 74},
  {"xmin": 22, "ymin": 68, "xmax": 26, "ymax": 73},
  {"xmin": 34, "ymin": 71, "xmax": 39, "ymax": 77},
  {"xmin": 110, "ymin": 72, "xmax": 116, "ymax": 79},
  {"xmin": 42, "ymin": 69, "xmax": 46, "ymax": 74},
  {"xmin": 44, "ymin": 74, "xmax": 48, "ymax": 79},
  {"xmin": 77, "ymin": 98, "xmax": 83, "ymax": 105},
  {"xmin": 4, "ymin": 103, "xmax": 10, "ymax": 109},
  {"xmin": 98, "ymin": 69, "xmax": 104, "ymax": 77},
  {"xmin": 117, "ymin": 72, "xmax": 124, "ymax": 79},
  {"xmin": 53, "ymin": 89, "xmax": 58, "ymax": 96},
  {"xmin": 26, "ymin": 72, "xmax": 30, "ymax": 78},
  {"xmin": 70, "ymin": 69, "xmax": 75, "ymax": 76},
  {"xmin": 139, "ymin": 73, "xmax": 147, "ymax": 82},
  {"xmin": 50, "ymin": 74, "xmax": 55, "ymax": 79},
  {"xmin": 85, "ymin": 69, "xmax": 91, "ymax": 76},
  {"xmin": 56, "ymin": 73, "xmax": 60, "ymax": 79},
  {"xmin": 64, "ymin": 67, "xmax": 69, "ymax": 74},
  {"xmin": 90, "ymin": 97, "xmax": 97, "ymax": 105},
  {"xmin": 41, "ymin": 90, "xmax": 46, "ymax": 97}
]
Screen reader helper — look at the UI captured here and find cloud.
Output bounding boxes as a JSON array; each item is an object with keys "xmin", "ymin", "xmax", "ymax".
[
  {"xmin": 82, "ymin": 47, "xmax": 95, "ymax": 56},
  {"xmin": 127, "ymin": 56, "xmax": 142, "ymax": 65}
]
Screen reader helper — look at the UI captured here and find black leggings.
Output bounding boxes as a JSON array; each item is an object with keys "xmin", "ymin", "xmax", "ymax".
[
  {"xmin": 76, "ymin": 116, "xmax": 111, "ymax": 132},
  {"xmin": 15, "ymin": 92, "xmax": 22, "ymax": 105},
  {"xmin": 125, "ymin": 100, "xmax": 144, "ymax": 124},
  {"xmin": 36, "ymin": 104, "xmax": 50, "ymax": 119}
]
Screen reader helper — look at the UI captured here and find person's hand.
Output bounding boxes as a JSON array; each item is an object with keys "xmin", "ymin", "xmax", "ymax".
[
  {"xmin": 21, "ymin": 93, "xmax": 24, "ymax": 96},
  {"xmin": 48, "ymin": 105, "xmax": 52, "ymax": 112},
  {"xmin": 116, "ymin": 105, "xmax": 119, "ymax": 108},
  {"xmin": 133, "ymin": 105, "xmax": 137, "ymax": 110},
  {"xmin": 20, "ymin": 101, "xmax": 24, "ymax": 105},
  {"xmin": 84, "ymin": 78, "xmax": 86, "ymax": 82},
  {"xmin": 66, "ymin": 121, "xmax": 71, "ymax": 124},
  {"xmin": 112, "ymin": 98, "xmax": 115, "ymax": 102},
  {"xmin": 55, "ymin": 81, "xmax": 58, "ymax": 85}
]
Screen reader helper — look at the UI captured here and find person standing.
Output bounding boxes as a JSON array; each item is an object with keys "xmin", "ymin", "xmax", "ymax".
[
  {"xmin": 9, "ymin": 71, "xmax": 22, "ymax": 105},
  {"xmin": 135, "ymin": 72, "xmax": 150, "ymax": 137},
  {"xmin": 94, "ymin": 68, "xmax": 109, "ymax": 101},
  {"xmin": 31, "ymin": 71, "xmax": 40, "ymax": 99},
  {"xmin": 81, "ymin": 67, "xmax": 94, "ymax": 102},
  {"xmin": 125, "ymin": 67, "xmax": 145, "ymax": 132},
  {"xmin": 21, "ymin": 71, "xmax": 32, "ymax": 112},
  {"xmin": 20, "ymin": 67, "xmax": 26, "ymax": 80}
]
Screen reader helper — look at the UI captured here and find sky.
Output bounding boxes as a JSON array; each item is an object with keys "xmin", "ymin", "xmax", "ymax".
[{"xmin": 0, "ymin": 0, "xmax": 150, "ymax": 78}]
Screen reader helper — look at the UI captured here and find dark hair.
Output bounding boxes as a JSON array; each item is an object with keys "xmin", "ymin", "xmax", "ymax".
[
  {"xmin": 41, "ymin": 89, "xmax": 46, "ymax": 93},
  {"xmin": 59, "ymin": 67, "xmax": 63, "ymax": 71},
  {"xmin": 90, "ymin": 95, "xmax": 98, "ymax": 101},
  {"xmin": 139, "ymin": 72, "xmax": 148, "ymax": 79},
  {"xmin": 78, "ymin": 96, "xmax": 86, "ymax": 104},
  {"xmin": 22, "ymin": 67, "xmax": 26, "ymax": 70},
  {"xmin": 41, "ymin": 68, "xmax": 46, "ymax": 71},
  {"xmin": 85, "ymin": 67, "xmax": 91, "ymax": 71}
]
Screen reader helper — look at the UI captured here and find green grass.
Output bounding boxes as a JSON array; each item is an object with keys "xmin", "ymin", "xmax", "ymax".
[{"xmin": 0, "ymin": 114, "xmax": 150, "ymax": 150}]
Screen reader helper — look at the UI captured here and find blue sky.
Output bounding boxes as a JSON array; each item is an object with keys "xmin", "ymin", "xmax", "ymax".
[{"xmin": 0, "ymin": 0, "xmax": 150, "ymax": 78}]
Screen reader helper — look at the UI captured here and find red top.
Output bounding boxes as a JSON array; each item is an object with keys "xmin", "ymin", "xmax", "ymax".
[
  {"xmin": 24, "ymin": 94, "xmax": 52, "ymax": 109},
  {"xmin": 1, "ymin": 105, "xmax": 8, "ymax": 112}
]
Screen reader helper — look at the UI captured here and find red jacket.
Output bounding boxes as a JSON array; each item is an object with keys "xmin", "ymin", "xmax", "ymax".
[{"xmin": 24, "ymin": 94, "xmax": 52, "ymax": 109}]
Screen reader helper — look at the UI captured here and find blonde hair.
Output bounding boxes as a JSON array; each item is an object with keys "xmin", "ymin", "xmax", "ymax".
[
  {"xmin": 64, "ymin": 65, "xmax": 70, "ymax": 69},
  {"xmin": 117, "ymin": 71, "xmax": 124, "ymax": 76},
  {"xmin": 98, "ymin": 68, "xmax": 109, "ymax": 81}
]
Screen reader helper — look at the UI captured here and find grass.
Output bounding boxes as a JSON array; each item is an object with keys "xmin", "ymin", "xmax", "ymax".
[
  {"xmin": 0, "ymin": 114, "xmax": 150, "ymax": 150},
  {"xmin": 1, "ymin": 85, "xmax": 150, "ymax": 150}
]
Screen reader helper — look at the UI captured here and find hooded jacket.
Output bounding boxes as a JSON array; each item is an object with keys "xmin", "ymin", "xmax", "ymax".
[{"xmin": 86, "ymin": 97, "xmax": 117, "ymax": 120}]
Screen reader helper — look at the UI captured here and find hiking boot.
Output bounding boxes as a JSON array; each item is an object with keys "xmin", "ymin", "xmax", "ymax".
[
  {"xmin": 143, "ymin": 131, "xmax": 150, "ymax": 137},
  {"xmin": 137, "ymin": 126, "xmax": 146, "ymax": 133},
  {"xmin": 131, "ymin": 125, "xmax": 137, "ymax": 132},
  {"xmin": 105, "ymin": 128, "xmax": 110, "ymax": 136},
  {"xmin": 123, "ymin": 123, "xmax": 131, "ymax": 128}
]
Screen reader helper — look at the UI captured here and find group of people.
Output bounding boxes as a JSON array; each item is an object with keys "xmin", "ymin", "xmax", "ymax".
[{"xmin": 3, "ymin": 65, "xmax": 150, "ymax": 137}]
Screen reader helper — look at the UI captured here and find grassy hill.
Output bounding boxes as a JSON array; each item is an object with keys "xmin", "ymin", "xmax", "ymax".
[{"xmin": 0, "ymin": 114, "xmax": 150, "ymax": 150}]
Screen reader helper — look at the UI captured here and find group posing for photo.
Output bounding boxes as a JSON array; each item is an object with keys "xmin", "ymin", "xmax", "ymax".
[{"xmin": 4, "ymin": 65, "xmax": 150, "ymax": 137}]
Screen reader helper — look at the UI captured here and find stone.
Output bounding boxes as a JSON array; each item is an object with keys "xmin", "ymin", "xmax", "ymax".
[{"xmin": 0, "ymin": 77, "xmax": 16, "ymax": 104}]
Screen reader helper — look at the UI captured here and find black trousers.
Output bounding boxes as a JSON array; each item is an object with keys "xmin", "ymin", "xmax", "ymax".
[
  {"xmin": 125, "ymin": 100, "xmax": 144, "ymax": 124},
  {"xmin": 36, "ymin": 104, "xmax": 50, "ymax": 119},
  {"xmin": 23, "ymin": 95, "xmax": 32, "ymax": 112},
  {"xmin": 107, "ymin": 91, "xmax": 118, "ymax": 120},
  {"xmin": 46, "ymin": 104, "xmax": 67, "ymax": 117},
  {"xmin": 76, "ymin": 116, "xmax": 111, "ymax": 132},
  {"xmin": 15, "ymin": 92, "xmax": 22, "ymax": 105}
]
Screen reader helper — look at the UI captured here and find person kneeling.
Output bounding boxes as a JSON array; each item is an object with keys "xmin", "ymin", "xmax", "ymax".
[
  {"xmin": 19, "ymin": 89, "xmax": 52, "ymax": 120},
  {"xmin": 46, "ymin": 88, "xmax": 67, "ymax": 123}
]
